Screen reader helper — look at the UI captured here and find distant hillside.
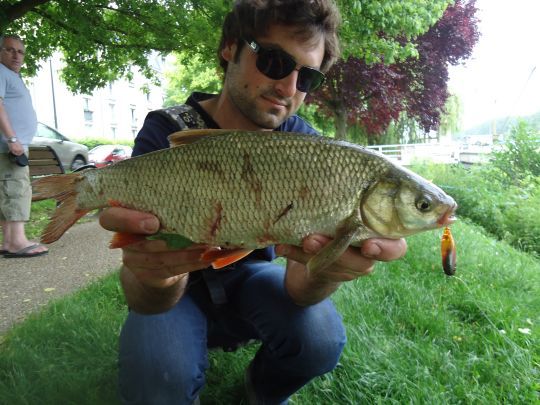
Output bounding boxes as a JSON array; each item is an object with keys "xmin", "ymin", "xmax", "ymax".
[{"xmin": 459, "ymin": 111, "xmax": 540, "ymax": 137}]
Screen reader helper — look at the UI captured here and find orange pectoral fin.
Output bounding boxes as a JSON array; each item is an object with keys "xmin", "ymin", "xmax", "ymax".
[
  {"xmin": 109, "ymin": 232, "xmax": 148, "ymax": 249},
  {"xmin": 201, "ymin": 248, "xmax": 254, "ymax": 269},
  {"xmin": 441, "ymin": 227, "xmax": 457, "ymax": 276}
]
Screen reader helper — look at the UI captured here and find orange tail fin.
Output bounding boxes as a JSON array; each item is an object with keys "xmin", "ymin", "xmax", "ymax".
[{"xmin": 31, "ymin": 173, "xmax": 90, "ymax": 244}]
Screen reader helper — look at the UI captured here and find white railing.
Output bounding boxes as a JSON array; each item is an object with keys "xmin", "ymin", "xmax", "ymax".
[
  {"xmin": 364, "ymin": 142, "xmax": 494, "ymax": 165},
  {"xmin": 365, "ymin": 142, "xmax": 461, "ymax": 165}
]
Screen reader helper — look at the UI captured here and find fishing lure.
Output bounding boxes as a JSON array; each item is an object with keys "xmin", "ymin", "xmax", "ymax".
[{"xmin": 441, "ymin": 226, "xmax": 457, "ymax": 275}]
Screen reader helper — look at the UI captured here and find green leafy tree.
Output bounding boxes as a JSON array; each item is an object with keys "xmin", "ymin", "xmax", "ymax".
[
  {"xmin": 379, "ymin": 94, "xmax": 463, "ymax": 145},
  {"xmin": 307, "ymin": 0, "xmax": 478, "ymax": 143},
  {"xmin": 337, "ymin": 0, "xmax": 452, "ymax": 63},
  {"xmin": 296, "ymin": 103, "xmax": 336, "ymax": 136},
  {"xmin": 164, "ymin": 54, "xmax": 222, "ymax": 107},
  {"xmin": 377, "ymin": 113, "xmax": 421, "ymax": 145},
  {"xmin": 3, "ymin": 0, "xmax": 454, "ymax": 94},
  {"xmin": 491, "ymin": 120, "xmax": 540, "ymax": 183},
  {"xmin": 1, "ymin": 0, "xmax": 228, "ymax": 93},
  {"xmin": 438, "ymin": 94, "xmax": 463, "ymax": 138}
]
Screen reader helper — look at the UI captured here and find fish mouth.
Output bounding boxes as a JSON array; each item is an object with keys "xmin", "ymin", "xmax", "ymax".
[{"xmin": 437, "ymin": 203, "xmax": 458, "ymax": 226}]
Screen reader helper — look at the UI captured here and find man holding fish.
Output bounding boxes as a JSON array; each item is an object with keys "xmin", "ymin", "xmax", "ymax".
[{"xmin": 101, "ymin": 1, "xmax": 408, "ymax": 403}]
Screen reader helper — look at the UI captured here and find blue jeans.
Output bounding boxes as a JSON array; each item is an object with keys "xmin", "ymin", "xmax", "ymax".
[{"xmin": 118, "ymin": 260, "xmax": 346, "ymax": 404}]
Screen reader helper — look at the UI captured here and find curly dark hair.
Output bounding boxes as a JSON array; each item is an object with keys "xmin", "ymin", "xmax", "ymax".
[{"xmin": 218, "ymin": 0, "xmax": 341, "ymax": 74}]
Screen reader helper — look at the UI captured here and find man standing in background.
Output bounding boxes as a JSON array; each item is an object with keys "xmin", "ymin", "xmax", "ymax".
[{"xmin": 0, "ymin": 34, "xmax": 48, "ymax": 258}]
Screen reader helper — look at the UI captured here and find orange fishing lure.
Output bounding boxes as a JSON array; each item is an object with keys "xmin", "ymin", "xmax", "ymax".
[{"xmin": 441, "ymin": 226, "xmax": 456, "ymax": 275}]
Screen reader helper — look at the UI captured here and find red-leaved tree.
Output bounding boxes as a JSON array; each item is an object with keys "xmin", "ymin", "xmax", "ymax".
[{"xmin": 307, "ymin": 0, "xmax": 480, "ymax": 143}]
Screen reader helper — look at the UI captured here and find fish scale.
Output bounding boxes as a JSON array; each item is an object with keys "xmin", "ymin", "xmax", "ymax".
[
  {"xmin": 32, "ymin": 129, "xmax": 457, "ymax": 272},
  {"xmin": 92, "ymin": 134, "xmax": 376, "ymax": 247}
]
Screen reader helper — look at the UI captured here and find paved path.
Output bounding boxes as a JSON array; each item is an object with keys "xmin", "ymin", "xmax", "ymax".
[{"xmin": 0, "ymin": 218, "xmax": 122, "ymax": 335}]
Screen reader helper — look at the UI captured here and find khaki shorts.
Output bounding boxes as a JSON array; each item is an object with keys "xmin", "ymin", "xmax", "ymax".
[{"xmin": 0, "ymin": 153, "xmax": 32, "ymax": 221}]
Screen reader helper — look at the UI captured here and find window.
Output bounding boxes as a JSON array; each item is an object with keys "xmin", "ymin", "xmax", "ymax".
[
  {"xmin": 130, "ymin": 105, "xmax": 137, "ymax": 125},
  {"xmin": 109, "ymin": 103, "xmax": 116, "ymax": 124},
  {"xmin": 37, "ymin": 123, "xmax": 62, "ymax": 140},
  {"xmin": 113, "ymin": 148, "xmax": 126, "ymax": 157},
  {"xmin": 83, "ymin": 97, "xmax": 93, "ymax": 123}
]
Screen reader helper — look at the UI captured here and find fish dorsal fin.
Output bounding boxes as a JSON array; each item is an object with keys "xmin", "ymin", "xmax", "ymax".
[{"xmin": 168, "ymin": 129, "xmax": 234, "ymax": 147}]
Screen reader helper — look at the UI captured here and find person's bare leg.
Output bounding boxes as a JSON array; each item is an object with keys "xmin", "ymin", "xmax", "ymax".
[
  {"xmin": 3, "ymin": 221, "xmax": 48, "ymax": 254},
  {"xmin": 1, "ymin": 221, "xmax": 7, "ymax": 251}
]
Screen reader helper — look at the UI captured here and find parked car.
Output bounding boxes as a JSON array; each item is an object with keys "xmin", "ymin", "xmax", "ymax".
[
  {"xmin": 31, "ymin": 122, "xmax": 89, "ymax": 171},
  {"xmin": 88, "ymin": 144, "xmax": 133, "ymax": 168}
]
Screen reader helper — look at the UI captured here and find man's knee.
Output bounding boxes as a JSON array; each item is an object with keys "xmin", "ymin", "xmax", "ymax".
[
  {"xmin": 117, "ymin": 305, "xmax": 208, "ymax": 404},
  {"xmin": 270, "ymin": 301, "xmax": 347, "ymax": 375},
  {"xmin": 297, "ymin": 311, "xmax": 346, "ymax": 374},
  {"xmin": 118, "ymin": 352, "xmax": 203, "ymax": 404}
]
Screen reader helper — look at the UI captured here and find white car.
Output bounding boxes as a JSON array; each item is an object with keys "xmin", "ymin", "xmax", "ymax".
[{"xmin": 31, "ymin": 123, "xmax": 89, "ymax": 171}]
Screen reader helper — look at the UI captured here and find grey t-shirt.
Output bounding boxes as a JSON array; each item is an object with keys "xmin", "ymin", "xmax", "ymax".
[{"xmin": 0, "ymin": 63, "xmax": 37, "ymax": 152}]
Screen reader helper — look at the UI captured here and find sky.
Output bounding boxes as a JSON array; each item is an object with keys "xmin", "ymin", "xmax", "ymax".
[{"xmin": 448, "ymin": 0, "xmax": 540, "ymax": 131}]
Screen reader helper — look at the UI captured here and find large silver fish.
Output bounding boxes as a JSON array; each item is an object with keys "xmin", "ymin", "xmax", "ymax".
[{"xmin": 32, "ymin": 129, "xmax": 457, "ymax": 272}]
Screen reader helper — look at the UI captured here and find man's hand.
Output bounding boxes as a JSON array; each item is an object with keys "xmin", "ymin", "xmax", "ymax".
[
  {"xmin": 99, "ymin": 207, "xmax": 212, "ymax": 313},
  {"xmin": 100, "ymin": 207, "xmax": 212, "ymax": 288},
  {"xmin": 7, "ymin": 139, "xmax": 24, "ymax": 156},
  {"xmin": 277, "ymin": 235, "xmax": 407, "ymax": 306}
]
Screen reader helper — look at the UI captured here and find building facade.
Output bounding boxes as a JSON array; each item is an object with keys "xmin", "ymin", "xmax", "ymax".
[{"xmin": 26, "ymin": 53, "xmax": 167, "ymax": 141}]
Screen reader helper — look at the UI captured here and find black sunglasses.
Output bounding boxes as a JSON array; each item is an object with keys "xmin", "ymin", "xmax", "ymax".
[{"xmin": 244, "ymin": 39, "xmax": 325, "ymax": 93}]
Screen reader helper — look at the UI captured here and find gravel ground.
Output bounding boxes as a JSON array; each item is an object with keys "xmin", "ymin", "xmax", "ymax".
[{"xmin": 0, "ymin": 219, "xmax": 122, "ymax": 335}]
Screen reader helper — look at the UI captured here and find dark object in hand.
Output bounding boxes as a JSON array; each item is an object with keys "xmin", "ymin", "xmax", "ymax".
[{"xmin": 8, "ymin": 152, "xmax": 29, "ymax": 167}]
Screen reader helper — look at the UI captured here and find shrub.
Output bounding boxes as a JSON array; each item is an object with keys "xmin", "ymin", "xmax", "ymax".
[
  {"xmin": 78, "ymin": 138, "xmax": 134, "ymax": 150},
  {"xmin": 490, "ymin": 120, "xmax": 540, "ymax": 182}
]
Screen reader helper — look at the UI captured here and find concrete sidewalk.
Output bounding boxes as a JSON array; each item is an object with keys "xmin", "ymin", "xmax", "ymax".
[{"xmin": 0, "ymin": 218, "xmax": 122, "ymax": 334}]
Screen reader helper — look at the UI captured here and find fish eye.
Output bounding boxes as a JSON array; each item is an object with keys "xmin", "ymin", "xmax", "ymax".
[{"xmin": 415, "ymin": 196, "xmax": 432, "ymax": 212}]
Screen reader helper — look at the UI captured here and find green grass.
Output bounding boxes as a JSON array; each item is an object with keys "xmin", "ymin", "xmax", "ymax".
[
  {"xmin": 1, "ymin": 219, "xmax": 538, "ymax": 404},
  {"xmin": 304, "ymin": 220, "xmax": 539, "ymax": 404},
  {"xmin": 0, "ymin": 274, "xmax": 125, "ymax": 403},
  {"xmin": 25, "ymin": 200, "xmax": 57, "ymax": 241}
]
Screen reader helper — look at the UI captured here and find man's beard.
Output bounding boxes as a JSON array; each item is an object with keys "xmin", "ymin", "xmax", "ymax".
[
  {"xmin": 231, "ymin": 87, "xmax": 290, "ymax": 129},
  {"xmin": 225, "ymin": 62, "xmax": 294, "ymax": 129}
]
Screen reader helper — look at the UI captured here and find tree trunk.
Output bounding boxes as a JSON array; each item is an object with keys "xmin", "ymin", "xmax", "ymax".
[
  {"xmin": 1, "ymin": 0, "xmax": 50, "ymax": 29},
  {"xmin": 334, "ymin": 107, "xmax": 348, "ymax": 141}
]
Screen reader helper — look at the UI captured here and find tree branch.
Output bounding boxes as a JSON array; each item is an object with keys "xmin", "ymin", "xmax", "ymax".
[
  {"xmin": 3, "ymin": 0, "xmax": 50, "ymax": 23},
  {"xmin": 34, "ymin": 7, "xmax": 177, "ymax": 52}
]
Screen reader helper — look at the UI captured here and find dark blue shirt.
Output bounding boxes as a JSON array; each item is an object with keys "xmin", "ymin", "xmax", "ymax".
[{"xmin": 133, "ymin": 92, "xmax": 319, "ymax": 157}]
